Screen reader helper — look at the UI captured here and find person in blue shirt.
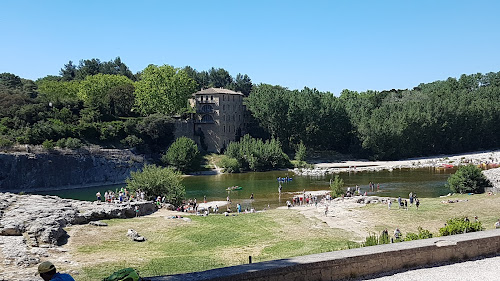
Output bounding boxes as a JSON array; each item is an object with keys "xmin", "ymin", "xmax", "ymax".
[{"xmin": 38, "ymin": 261, "xmax": 75, "ymax": 281}]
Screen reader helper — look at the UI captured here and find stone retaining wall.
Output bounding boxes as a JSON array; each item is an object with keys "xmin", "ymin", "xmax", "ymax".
[{"xmin": 148, "ymin": 229, "xmax": 500, "ymax": 281}]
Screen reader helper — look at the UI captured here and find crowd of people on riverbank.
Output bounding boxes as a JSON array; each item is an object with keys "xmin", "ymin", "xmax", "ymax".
[{"xmin": 94, "ymin": 188, "xmax": 147, "ymax": 204}]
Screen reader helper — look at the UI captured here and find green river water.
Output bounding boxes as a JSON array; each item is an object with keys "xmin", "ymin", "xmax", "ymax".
[{"xmin": 38, "ymin": 168, "xmax": 454, "ymax": 210}]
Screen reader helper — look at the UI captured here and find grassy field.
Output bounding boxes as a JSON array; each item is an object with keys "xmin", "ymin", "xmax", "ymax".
[
  {"xmin": 66, "ymin": 193, "xmax": 500, "ymax": 280},
  {"xmin": 68, "ymin": 209, "xmax": 352, "ymax": 280}
]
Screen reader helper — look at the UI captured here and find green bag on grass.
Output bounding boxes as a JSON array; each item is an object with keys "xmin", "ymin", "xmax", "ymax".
[{"xmin": 103, "ymin": 267, "xmax": 140, "ymax": 281}]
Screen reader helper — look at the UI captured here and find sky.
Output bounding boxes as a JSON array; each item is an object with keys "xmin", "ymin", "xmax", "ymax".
[{"xmin": 1, "ymin": 0, "xmax": 499, "ymax": 95}]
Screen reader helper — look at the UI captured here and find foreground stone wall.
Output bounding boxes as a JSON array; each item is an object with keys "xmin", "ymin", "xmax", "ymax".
[{"xmin": 148, "ymin": 230, "xmax": 500, "ymax": 281}]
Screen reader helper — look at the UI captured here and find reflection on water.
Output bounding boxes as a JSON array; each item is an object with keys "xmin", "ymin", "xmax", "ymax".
[{"xmin": 37, "ymin": 168, "xmax": 454, "ymax": 210}]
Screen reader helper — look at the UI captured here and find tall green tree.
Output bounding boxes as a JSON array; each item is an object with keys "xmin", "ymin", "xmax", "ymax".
[
  {"xmin": 134, "ymin": 64, "xmax": 197, "ymax": 116},
  {"xmin": 162, "ymin": 136, "xmax": 200, "ymax": 173},
  {"xmin": 60, "ymin": 61, "xmax": 77, "ymax": 81},
  {"xmin": 78, "ymin": 74, "xmax": 134, "ymax": 117}
]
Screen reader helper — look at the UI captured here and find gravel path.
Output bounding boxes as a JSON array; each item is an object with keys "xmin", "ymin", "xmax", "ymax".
[{"xmin": 360, "ymin": 255, "xmax": 500, "ymax": 281}]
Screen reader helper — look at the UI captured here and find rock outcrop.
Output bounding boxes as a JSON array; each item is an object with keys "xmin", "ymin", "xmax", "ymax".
[
  {"xmin": 127, "ymin": 229, "xmax": 146, "ymax": 242},
  {"xmin": 0, "ymin": 147, "xmax": 145, "ymax": 192},
  {"xmin": 0, "ymin": 192, "xmax": 156, "ymax": 267}
]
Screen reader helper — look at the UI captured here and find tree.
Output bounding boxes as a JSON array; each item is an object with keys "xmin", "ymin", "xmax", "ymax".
[
  {"xmin": 295, "ymin": 141, "xmax": 306, "ymax": 161},
  {"xmin": 330, "ymin": 175, "xmax": 344, "ymax": 197},
  {"xmin": 126, "ymin": 164, "xmax": 185, "ymax": 206},
  {"xmin": 232, "ymin": 73, "xmax": 253, "ymax": 96},
  {"xmin": 136, "ymin": 114, "xmax": 175, "ymax": 150},
  {"xmin": 78, "ymin": 74, "xmax": 134, "ymax": 117},
  {"xmin": 75, "ymin": 58, "xmax": 101, "ymax": 80},
  {"xmin": 108, "ymin": 83, "xmax": 135, "ymax": 117},
  {"xmin": 37, "ymin": 80, "xmax": 80, "ymax": 104},
  {"xmin": 0, "ymin": 73, "xmax": 23, "ymax": 89},
  {"xmin": 162, "ymin": 136, "xmax": 200, "ymax": 173},
  {"xmin": 60, "ymin": 61, "xmax": 77, "ymax": 81},
  {"xmin": 134, "ymin": 64, "xmax": 197, "ymax": 116},
  {"xmin": 447, "ymin": 165, "xmax": 491, "ymax": 194},
  {"xmin": 208, "ymin": 67, "xmax": 232, "ymax": 88}
]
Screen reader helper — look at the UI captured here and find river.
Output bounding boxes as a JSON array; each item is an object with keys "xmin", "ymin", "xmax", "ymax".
[{"xmin": 37, "ymin": 167, "xmax": 454, "ymax": 210}]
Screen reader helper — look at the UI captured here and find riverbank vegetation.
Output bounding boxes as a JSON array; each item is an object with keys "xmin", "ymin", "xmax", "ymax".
[
  {"xmin": 221, "ymin": 134, "xmax": 290, "ymax": 172},
  {"xmin": 1, "ymin": 58, "xmax": 499, "ymax": 163},
  {"xmin": 126, "ymin": 165, "xmax": 185, "ymax": 205},
  {"xmin": 446, "ymin": 165, "xmax": 491, "ymax": 194}
]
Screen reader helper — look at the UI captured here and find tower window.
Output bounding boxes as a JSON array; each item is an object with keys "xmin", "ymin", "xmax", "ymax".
[{"xmin": 201, "ymin": 115, "xmax": 214, "ymax": 123}]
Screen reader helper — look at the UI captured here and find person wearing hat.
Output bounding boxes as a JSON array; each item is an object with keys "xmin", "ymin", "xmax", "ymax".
[{"xmin": 37, "ymin": 261, "xmax": 75, "ymax": 281}]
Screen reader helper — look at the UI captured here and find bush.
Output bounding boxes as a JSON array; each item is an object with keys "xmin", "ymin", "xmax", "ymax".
[
  {"xmin": 0, "ymin": 136, "xmax": 13, "ymax": 148},
  {"xmin": 362, "ymin": 233, "xmax": 379, "ymax": 247},
  {"xmin": 295, "ymin": 141, "xmax": 306, "ymax": 161},
  {"xmin": 126, "ymin": 164, "xmax": 185, "ymax": 207},
  {"xmin": 330, "ymin": 175, "xmax": 344, "ymax": 198},
  {"xmin": 439, "ymin": 217, "xmax": 484, "ymax": 236},
  {"xmin": 55, "ymin": 138, "xmax": 67, "ymax": 148},
  {"xmin": 224, "ymin": 134, "xmax": 290, "ymax": 172},
  {"xmin": 65, "ymin": 137, "xmax": 83, "ymax": 149},
  {"xmin": 121, "ymin": 135, "xmax": 144, "ymax": 148},
  {"xmin": 162, "ymin": 137, "xmax": 200, "ymax": 173},
  {"xmin": 218, "ymin": 155, "xmax": 240, "ymax": 173},
  {"xmin": 42, "ymin": 139, "xmax": 55, "ymax": 150},
  {"xmin": 404, "ymin": 232, "xmax": 419, "ymax": 241},
  {"xmin": 447, "ymin": 165, "xmax": 491, "ymax": 194}
]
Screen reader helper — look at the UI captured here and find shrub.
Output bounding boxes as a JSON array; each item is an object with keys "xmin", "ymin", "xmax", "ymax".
[
  {"xmin": 162, "ymin": 137, "xmax": 200, "ymax": 173},
  {"xmin": 439, "ymin": 217, "xmax": 484, "ymax": 236},
  {"xmin": 446, "ymin": 165, "xmax": 491, "ymax": 194},
  {"xmin": 65, "ymin": 137, "xmax": 83, "ymax": 149},
  {"xmin": 330, "ymin": 175, "xmax": 344, "ymax": 198},
  {"xmin": 362, "ymin": 233, "xmax": 379, "ymax": 247},
  {"xmin": 121, "ymin": 135, "xmax": 144, "ymax": 148},
  {"xmin": 224, "ymin": 134, "xmax": 290, "ymax": 172},
  {"xmin": 295, "ymin": 141, "xmax": 306, "ymax": 161},
  {"xmin": 404, "ymin": 232, "xmax": 419, "ymax": 241},
  {"xmin": 218, "ymin": 155, "xmax": 240, "ymax": 173},
  {"xmin": 416, "ymin": 226, "xmax": 433, "ymax": 239},
  {"xmin": 42, "ymin": 139, "xmax": 55, "ymax": 150},
  {"xmin": 126, "ymin": 164, "xmax": 185, "ymax": 207},
  {"xmin": 0, "ymin": 136, "xmax": 13, "ymax": 148},
  {"xmin": 55, "ymin": 138, "xmax": 67, "ymax": 148}
]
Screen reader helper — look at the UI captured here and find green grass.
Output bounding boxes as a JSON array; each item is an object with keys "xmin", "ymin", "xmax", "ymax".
[{"xmin": 70, "ymin": 210, "xmax": 352, "ymax": 280}]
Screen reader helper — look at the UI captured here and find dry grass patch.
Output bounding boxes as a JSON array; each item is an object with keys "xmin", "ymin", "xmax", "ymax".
[{"xmin": 359, "ymin": 193, "xmax": 500, "ymax": 235}]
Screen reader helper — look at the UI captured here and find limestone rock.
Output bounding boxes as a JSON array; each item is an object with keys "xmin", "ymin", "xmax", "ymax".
[
  {"xmin": 127, "ymin": 229, "xmax": 146, "ymax": 242},
  {"xmin": 89, "ymin": 221, "xmax": 108, "ymax": 226}
]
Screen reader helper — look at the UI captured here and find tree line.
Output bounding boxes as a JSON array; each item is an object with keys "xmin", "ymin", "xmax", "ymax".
[
  {"xmin": 0, "ymin": 58, "xmax": 253, "ymax": 154},
  {"xmin": 246, "ymin": 73, "xmax": 500, "ymax": 160},
  {"xmin": 1, "ymin": 56, "xmax": 499, "ymax": 161}
]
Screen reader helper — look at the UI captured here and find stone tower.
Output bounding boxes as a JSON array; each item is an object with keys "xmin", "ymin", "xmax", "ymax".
[{"xmin": 190, "ymin": 88, "xmax": 246, "ymax": 152}]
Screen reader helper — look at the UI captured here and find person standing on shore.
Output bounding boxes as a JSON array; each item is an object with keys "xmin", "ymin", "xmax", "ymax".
[
  {"xmin": 388, "ymin": 199, "xmax": 392, "ymax": 209},
  {"xmin": 96, "ymin": 191, "xmax": 101, "ymax": 202}
]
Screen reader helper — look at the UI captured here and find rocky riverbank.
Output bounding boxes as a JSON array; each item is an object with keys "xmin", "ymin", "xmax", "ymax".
[
  {"xmin": 293, "ymin": 150, "xmax": 500, "ymax": 177},
  {"xmin": 0, "ymin": 147, "xmax": 146, "ymax": 192},
  {"xmin": 0, "ymin": 192, "xmax": 156, "ymax": 280}
]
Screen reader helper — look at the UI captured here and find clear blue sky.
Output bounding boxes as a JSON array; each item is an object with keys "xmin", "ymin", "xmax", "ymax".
[{"xmin": 1, "ymin": 0, "xmax": 499, "ymax": 95}]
